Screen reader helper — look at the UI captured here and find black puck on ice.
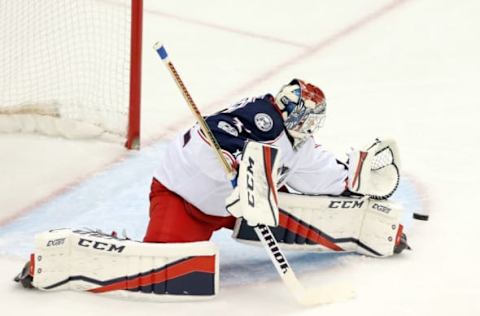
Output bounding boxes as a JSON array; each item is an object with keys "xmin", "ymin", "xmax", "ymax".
[{"xmin": 413, "ymin": 212, "xmax": 429, "ymax": 221}]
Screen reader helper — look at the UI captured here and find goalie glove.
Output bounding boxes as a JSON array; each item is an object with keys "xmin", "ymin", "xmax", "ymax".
[
  {"xmin": 225, "ymin": 141, "xmax": 281, "ymax": 227},
  {"xmin": 347, "ymin": 138, "xmax": 400, "ymax": 199}
]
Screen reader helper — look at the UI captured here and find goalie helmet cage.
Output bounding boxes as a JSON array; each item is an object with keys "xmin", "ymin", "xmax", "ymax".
[{"xmin": 0, "ymin": 0, "xmax": 143, "ymax": 149}]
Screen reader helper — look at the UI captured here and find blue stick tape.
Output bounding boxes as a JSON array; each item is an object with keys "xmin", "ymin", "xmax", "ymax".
[{"xmin": 156, "ymin": 45, "xmax": 168, "ymax": 60}]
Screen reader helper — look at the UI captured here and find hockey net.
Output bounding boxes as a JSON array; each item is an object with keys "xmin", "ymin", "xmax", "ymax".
[{"xmin": 0, "ymin": 0, "xmax": 142, "ymax": 148}]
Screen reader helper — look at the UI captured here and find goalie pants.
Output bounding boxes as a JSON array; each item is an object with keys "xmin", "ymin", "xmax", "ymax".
[{"xmin": 143, "ymin": 178, "xmax": 236, "ymax": 243}]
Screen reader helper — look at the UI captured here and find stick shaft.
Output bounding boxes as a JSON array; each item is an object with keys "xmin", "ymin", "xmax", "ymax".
[
  {"xmin": 154, "ymin": 43, "xmax": 235, "ymax": 180},
  {"xmin": 254, "ymin": 225, "xmax": 309, "ymax": 298}
]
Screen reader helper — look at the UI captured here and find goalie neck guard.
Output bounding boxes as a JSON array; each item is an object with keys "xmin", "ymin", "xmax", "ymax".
[{"xmin": 275, "ymin": 79, "xmax": 326, "ymax": 148}]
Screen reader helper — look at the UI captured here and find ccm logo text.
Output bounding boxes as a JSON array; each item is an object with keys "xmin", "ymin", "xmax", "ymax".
[
  {"xmin": 246, "ymin": 157, "xmax": 255, "ymax": 207},
  {"xmin": 78, "ymin": 238, "xmax": 126, "ymax": 253},
  {"xmin": 329, "ymin": 200, "xmax": 365, "ymax": 209}
]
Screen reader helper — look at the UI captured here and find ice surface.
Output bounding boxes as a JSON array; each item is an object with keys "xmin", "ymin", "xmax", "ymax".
[{"xmin": 1, "ymin": 0, "xmax": 480, "ymax": 315}]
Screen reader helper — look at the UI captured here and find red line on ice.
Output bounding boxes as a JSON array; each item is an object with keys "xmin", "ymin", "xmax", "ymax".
[{"xmin": 145, "ymin": 0, "xmax": 412, "ymax": 144}]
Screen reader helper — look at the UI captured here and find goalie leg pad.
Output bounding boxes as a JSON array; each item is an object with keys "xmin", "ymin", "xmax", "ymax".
[
  {"xmin": 233, "ymin": 192, "xmax": 404, "ymax": 257},
  {"xmin": 29, "ymin": 229, "xmax": 219, "ymax": 301}
]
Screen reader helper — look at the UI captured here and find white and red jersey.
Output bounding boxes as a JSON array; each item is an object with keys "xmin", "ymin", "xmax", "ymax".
[{"xmin": 154, "ymin": 95, "xmax": 348, "ymax": 217}]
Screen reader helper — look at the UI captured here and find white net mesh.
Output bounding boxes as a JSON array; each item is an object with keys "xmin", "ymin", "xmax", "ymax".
[
  {"xmin": 0, "ymin": 0, "xmax": 134, "ymax": 138},
  {"xmin": 369, "ymin": 144, "xmax": 400, "ymax": 200},
  {"xmin": 371, "ymin": 147, "xmax": 395, "ymax": 171}
]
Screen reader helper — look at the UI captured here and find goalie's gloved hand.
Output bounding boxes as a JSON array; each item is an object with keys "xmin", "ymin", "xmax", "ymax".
[
  {"xmin": 225, "ymin": 141, "xmax": 281, "ymax": 227},
  {"xmin": 347, "ymin": 138, "xmax": 400, "ymax": 199}
]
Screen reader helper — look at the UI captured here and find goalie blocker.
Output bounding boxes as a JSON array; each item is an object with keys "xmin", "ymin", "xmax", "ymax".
[
  {"xmin": 233, "ymin": 192, "xmax": 410, "ymax": 257},
  {"xmin": 14, "ymin": 229, "xmax": 219, "ymax": 301}
]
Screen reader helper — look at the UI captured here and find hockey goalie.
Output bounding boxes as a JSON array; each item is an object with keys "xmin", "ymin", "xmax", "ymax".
[{"xmin": 14, "ymin": 79, "xmax": 409, "ymax": 300}]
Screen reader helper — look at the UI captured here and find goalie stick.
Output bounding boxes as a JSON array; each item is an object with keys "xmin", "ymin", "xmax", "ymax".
[{"xmin": 153, "ymin": 43, "xmax": 354, "ymax": 306}]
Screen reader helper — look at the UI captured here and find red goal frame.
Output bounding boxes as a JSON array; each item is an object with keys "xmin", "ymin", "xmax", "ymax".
[{"xmin": 126, "ymin": 0, "xmax": 143, "ymax": 149}]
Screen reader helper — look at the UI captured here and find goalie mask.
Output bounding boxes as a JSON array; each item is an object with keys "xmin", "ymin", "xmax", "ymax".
[{"xmin": 275, "ymin": 79, "xmax": 326, "ymax": 147}]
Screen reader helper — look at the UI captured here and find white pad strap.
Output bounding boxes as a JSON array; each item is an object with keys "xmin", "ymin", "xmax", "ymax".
[
  {"xmin": 226, "ymin": 141, "xmax": 281, "ymax": 227},
  {"xmin": 233, "ymin": 193, "xmax": 404, "ymax": 257},
  {"xmin": 30, "ymin": 229, "xmax": 219, "ymax": 301}
]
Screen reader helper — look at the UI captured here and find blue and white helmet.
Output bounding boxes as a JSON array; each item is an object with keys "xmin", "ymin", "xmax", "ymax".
[{"xmin": 275, "ymin": 79, "xmax": 327, "ymax": 145}]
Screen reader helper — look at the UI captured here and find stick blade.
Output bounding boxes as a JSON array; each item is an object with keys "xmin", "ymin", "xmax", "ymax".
[{"xmin": 296, "ymin": 283, "xmax": 355, "ymax": 306}]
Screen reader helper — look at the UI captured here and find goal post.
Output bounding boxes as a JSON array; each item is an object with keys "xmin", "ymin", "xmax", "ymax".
[
  {"xmin": 0, "ymin": 0, "xmax": 143, "ymax": 149},
  {"xmin": 127, "ymin": 0, "xmax": 142, "ymax": 149}
]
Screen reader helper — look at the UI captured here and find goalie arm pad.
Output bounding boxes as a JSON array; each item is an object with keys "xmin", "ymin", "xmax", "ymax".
[
  {"xmin": 233, "ymin": 192, "xmax": 404, "ymax": 257},
  {"xmin": 28, "ymin": 229, "xmax": 219, "ymax": 301},
  {"xmin": 347, "ymin": 138, "xmax": 401, "ymax": 199},
  {"xmin": 226, "ymin": 141, "xmax": 281, "ymax": 227}
]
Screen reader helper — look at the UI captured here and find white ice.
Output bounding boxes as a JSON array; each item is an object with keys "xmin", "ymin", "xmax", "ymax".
[{"xmin": 1, "ymin": 0, "xmax": 479, "ymax": 315}]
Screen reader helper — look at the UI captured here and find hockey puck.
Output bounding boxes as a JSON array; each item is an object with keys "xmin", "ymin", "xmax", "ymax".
[{"xmin": 413, "ymin": 212, "xmax": 429, "ymax": 221}]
